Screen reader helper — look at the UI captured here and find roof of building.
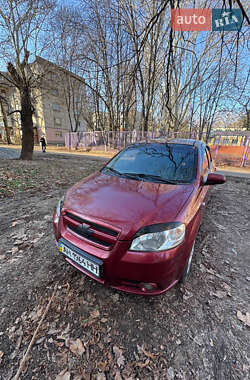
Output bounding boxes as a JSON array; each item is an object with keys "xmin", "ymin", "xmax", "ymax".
[{"xmin": 35, "ymin": 56, "xmax": 85, "ymax": 84}]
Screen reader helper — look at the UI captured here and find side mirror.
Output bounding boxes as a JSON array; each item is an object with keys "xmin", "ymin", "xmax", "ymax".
[{"xmin": 204, "ymin": 173, "xmax": 226, "ymax": 186}]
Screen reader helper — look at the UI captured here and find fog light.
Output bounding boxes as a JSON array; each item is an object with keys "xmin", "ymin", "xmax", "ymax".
[{"xmin": 140, "ymin": 282, "xmax": 157, "ymax": 292}]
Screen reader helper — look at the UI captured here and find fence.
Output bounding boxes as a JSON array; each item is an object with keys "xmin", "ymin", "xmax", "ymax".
[
  {"xmin": 65, "ymin": 130, "xmax": 250, "ymax": 167},
  {"xmin": 209, "ymin": 131, "xmax": 250, "ymax": 167},
  {"xmin": 65, "ymin": 130, "xmax": 195, "ymax": 151}
]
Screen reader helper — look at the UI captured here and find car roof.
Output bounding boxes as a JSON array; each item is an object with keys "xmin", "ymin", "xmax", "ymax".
[
  {"xmin": 168, "ymin": 138, "xmax": 205, "ymax": 147},
  {"xmin": 131, "ymin": 138, "xmax": 205, "ymax": 149}
]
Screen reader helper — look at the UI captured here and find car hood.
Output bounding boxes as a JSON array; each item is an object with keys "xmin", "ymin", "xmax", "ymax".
[{"xmin": 64, "ymin": 172, "xmax": 194, "ymax": 239}]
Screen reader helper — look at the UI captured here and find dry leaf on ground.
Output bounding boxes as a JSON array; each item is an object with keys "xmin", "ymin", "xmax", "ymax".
[
  {"xmin": 237, "ymin": 311, "xmax": 250, "ymax": 327},
  {"xmin": 69, "ymin": 338, "xmax": 85, "ymax": 356},
  {"xmin": 213, "ymin": 290, "xmax": 227, "ymax": 299},
  {"xmin": 90, "ymin": 309, "xmax": 100, "ymax": 319},
  {"xmin": 0, "ymin": 351, "xmax": 4, "ymax": 365},
  {"xmin": 55, "ymin": 368, "xmax": 71, "ymax": 380},
  {"xmin": 134, "ymin": 359, "xmax": 150, "ymax": 368},
  {"xmin": 96, "ymin": 373, "xmax": 106, "ymax": 380},
  {"xmin": 113, "ymin": 345, "xmax": 125, "ymax": 368},
  {"xmin": 114, "ymin": 370, "xmax": 123, "ymax": 380}
]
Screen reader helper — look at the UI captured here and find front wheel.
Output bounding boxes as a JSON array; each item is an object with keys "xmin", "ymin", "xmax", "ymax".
[{"xmin": 180, "ymin": 241, "xmax": 195, "ymax": 283}]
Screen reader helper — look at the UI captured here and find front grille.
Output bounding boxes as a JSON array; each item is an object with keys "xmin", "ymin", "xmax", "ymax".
[
  {"xmin": 63, "ymin": 212, "xmax": 120, "ymax": 249},
  {"xmin": 68, "ymin": 225, "xmax": 111, "ymax": 247},
  {"xmin": 66, "ymin": 212, "xmax": 118, "ymax": 237}
]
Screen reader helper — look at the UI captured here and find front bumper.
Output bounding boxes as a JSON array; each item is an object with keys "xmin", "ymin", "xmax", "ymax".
[{"xmin": 53, "ymin": 211, "xmax": 191, "ymax": 295}]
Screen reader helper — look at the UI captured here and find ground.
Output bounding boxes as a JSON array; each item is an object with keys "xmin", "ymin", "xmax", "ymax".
[{"xmin": 0, "ymin": 149, "xmax": 249, "ymax": 380}]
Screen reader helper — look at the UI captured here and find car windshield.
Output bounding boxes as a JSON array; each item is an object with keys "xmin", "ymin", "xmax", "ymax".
[{"xmin": 103, "ymin": 143, "xmax": 197, "ymax": 184}]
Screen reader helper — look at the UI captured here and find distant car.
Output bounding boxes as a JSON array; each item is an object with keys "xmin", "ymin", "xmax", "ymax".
[{"xmin": 53, "ymin": 139, "xmax": 226, "ymax": 295}]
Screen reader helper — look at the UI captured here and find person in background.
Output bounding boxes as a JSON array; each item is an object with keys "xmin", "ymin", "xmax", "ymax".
[{"xmin": 40, "ymin": 135, "xmax": 46, "ymax": 152}]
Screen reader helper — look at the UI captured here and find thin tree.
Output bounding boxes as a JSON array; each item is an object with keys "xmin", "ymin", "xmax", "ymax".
[{"xmin": 0, "ymin": 0, "xmax": 55, "ymax": 160}]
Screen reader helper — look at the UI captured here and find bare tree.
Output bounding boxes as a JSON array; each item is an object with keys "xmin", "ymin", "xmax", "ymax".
[
  {"xmin": 0, "ymin": 93, "xmax": 11, "ymax": 144},
  {"xmin": 0, "ymin": 0, "xmax": 55, "ymax": 159},
  {"xmin": 49, "ymin": 0, "xmax": 249, "ymax": 146}
]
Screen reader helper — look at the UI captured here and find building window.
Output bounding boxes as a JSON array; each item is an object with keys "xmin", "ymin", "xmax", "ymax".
[
  {"xmin": 50, "ymin": 72, "xmax": 57, "ymax": 81},
  {"xmin": 54, "ymin": 117, "xmax": 62, "ymax": 126},
  {"xmin": 56, "ymin": 131, "xmax": 62, "ymax": 137},
  {"xmin": 51, "ymin": 88, "xmax": 58, "ymax": 96},
  {"xmin": 52, "ymin": 103, "xmax": 60, "ymax": 111}
]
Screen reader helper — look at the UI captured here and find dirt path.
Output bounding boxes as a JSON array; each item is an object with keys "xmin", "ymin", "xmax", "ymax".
[{"xmin": 0, "ymin": 153, "xmax": 249, "ymax": 380}]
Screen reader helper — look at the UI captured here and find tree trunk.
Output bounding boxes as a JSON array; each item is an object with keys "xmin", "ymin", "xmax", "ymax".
[
  {"xmin": 19, "ymin": 89, "xmax": 34, "ymax": 160},
  {"xmin": 0, "ymin": 98, "xmax": 11, "ymax": 144},
  {"xmin": 246, "ymin": 108, "xmax": 250, "ymax": 131}
]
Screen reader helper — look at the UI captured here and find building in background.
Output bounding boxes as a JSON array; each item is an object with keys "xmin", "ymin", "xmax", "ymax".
[
  {"xmin": 0, "ymin": 57, "xmax": 87, "ymax": 145},
  {"xmin": 0, "ymin": 73, "xmax": 21, "ymax": 143}
]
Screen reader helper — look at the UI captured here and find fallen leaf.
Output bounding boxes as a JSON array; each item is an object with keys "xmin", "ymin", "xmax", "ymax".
[
  {"xmin": 90, "ymin": 309, "xmax": 100, "ymax": 319},
  {"xmin": 69, "ymin": 338, "xmax": 85, "ymax": 356},
  {"xmin": 29, "ymin": 307, "xmax": 43, "ymax": 322},
  {"xmin": 11, "ymin": 220, "xmax": 24, "ymax": 227},
  {"xmin": 114, "ymin": 371, "xmax": 122, "ymax": 380},
  {"xmin": 97, "ymin": 361, "xmax": 107, "ymax": 371},
  {"xmin": 55, "ymin": 369, "xmax": 71, "ymax": 380},
  {"xmin": 134, "ymin": 359, "xmax": 150, "ymax": 368},
  {"xmin": 48, "ymin": 328, "xmax": 61, "ymax": 335},
  {"xmin": 237, "ymin": 311, "xmax": 250, "ymax": 327},
  {"xmin": 36, "ymin": 337, "xmax": 45, "ymax": 345},
  {"xmin": 213, "ymin": 290, "xmax": 226, "ymax": 299},
  {"xmin": 15, "ymin": 334, "xmax": 23, "ymax": 350},
  {"xmin": 142, "ymin": 348, "xmax": 158, "ymax": 360},
  {"xmin": 117, "ymin": 356, "xmax": 125, "ymax": 368},
  {"xmin": 96, "ymin": 373, "xmax": 106, "ymax": 380},
  {"xmin": 0, "ymin": 351, "xmax": 3, "ymax": 365},
  {"xmin": 113, "ymin": 345, "xmax": 125, "ymax": 368}
]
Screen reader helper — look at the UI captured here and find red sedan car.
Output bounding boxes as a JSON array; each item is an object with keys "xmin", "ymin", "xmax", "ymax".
[{"xmin": 53, "ymin": 139, "xmax": 225, "ymax": 295}]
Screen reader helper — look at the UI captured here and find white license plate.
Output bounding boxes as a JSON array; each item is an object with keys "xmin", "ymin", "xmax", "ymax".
[{"xmin": 58, "ymin": 241, "xmax": 100, "ymax": 277}]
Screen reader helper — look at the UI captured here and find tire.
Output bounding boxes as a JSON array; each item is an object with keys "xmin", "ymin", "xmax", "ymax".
[{"xmin": 180, "ymin": 240, "xmax": 195, "ymax": 283}]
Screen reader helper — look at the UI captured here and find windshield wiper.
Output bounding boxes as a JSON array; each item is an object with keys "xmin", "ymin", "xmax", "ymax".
[
  {"xmin": 121, "ymin": 172, "xmax": 178, "ymax": 184},
  {"xmin": 102, "ymin": 166, "xmax": 123, "ymax": 176}
]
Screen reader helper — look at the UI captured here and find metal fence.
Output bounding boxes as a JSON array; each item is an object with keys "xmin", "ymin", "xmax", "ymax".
[
  {"xmin": 65, "ymin": 130, "xmax": 250, "ymax": 167},
  {"xmin": 65, "ymin": 130, "xmax": 194, "ymax": 151}
]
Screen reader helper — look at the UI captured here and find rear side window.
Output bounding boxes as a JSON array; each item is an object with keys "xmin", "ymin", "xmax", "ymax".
[
  {"xmin": 203, "ymin": 150, "xmax": 209, "ymax": 174},
  {"xmin": 202, "ymin": 146, "xmax": 212, "ymax": 178},
  {"xmin": 206, "ymin": 147, "xmax": 212, "ymax": 169}
]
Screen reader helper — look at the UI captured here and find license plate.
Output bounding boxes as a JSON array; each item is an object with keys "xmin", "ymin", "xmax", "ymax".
[{"xmin": 58, "ymin": 240, "xmax": 102, "ymax": 278}]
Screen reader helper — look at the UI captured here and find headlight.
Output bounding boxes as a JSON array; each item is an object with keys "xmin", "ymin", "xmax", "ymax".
[
  {"xmin": 55, "ymin": 196, "xmax": 65, "ymax": 222},
  {"xmin": 129, "ymin": 223, "xmax": 185, "ymax": 251}
]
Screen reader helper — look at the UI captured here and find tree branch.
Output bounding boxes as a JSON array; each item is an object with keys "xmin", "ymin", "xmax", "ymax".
[{"xmin": 8, "ymin": 109, "xmax": 22, "ymax": 115}]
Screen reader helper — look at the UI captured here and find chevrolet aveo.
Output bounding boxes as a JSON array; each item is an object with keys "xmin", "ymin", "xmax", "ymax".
[{"xmin": 53, "ymin": 139, "xmax": 226, "ymax": 295}]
